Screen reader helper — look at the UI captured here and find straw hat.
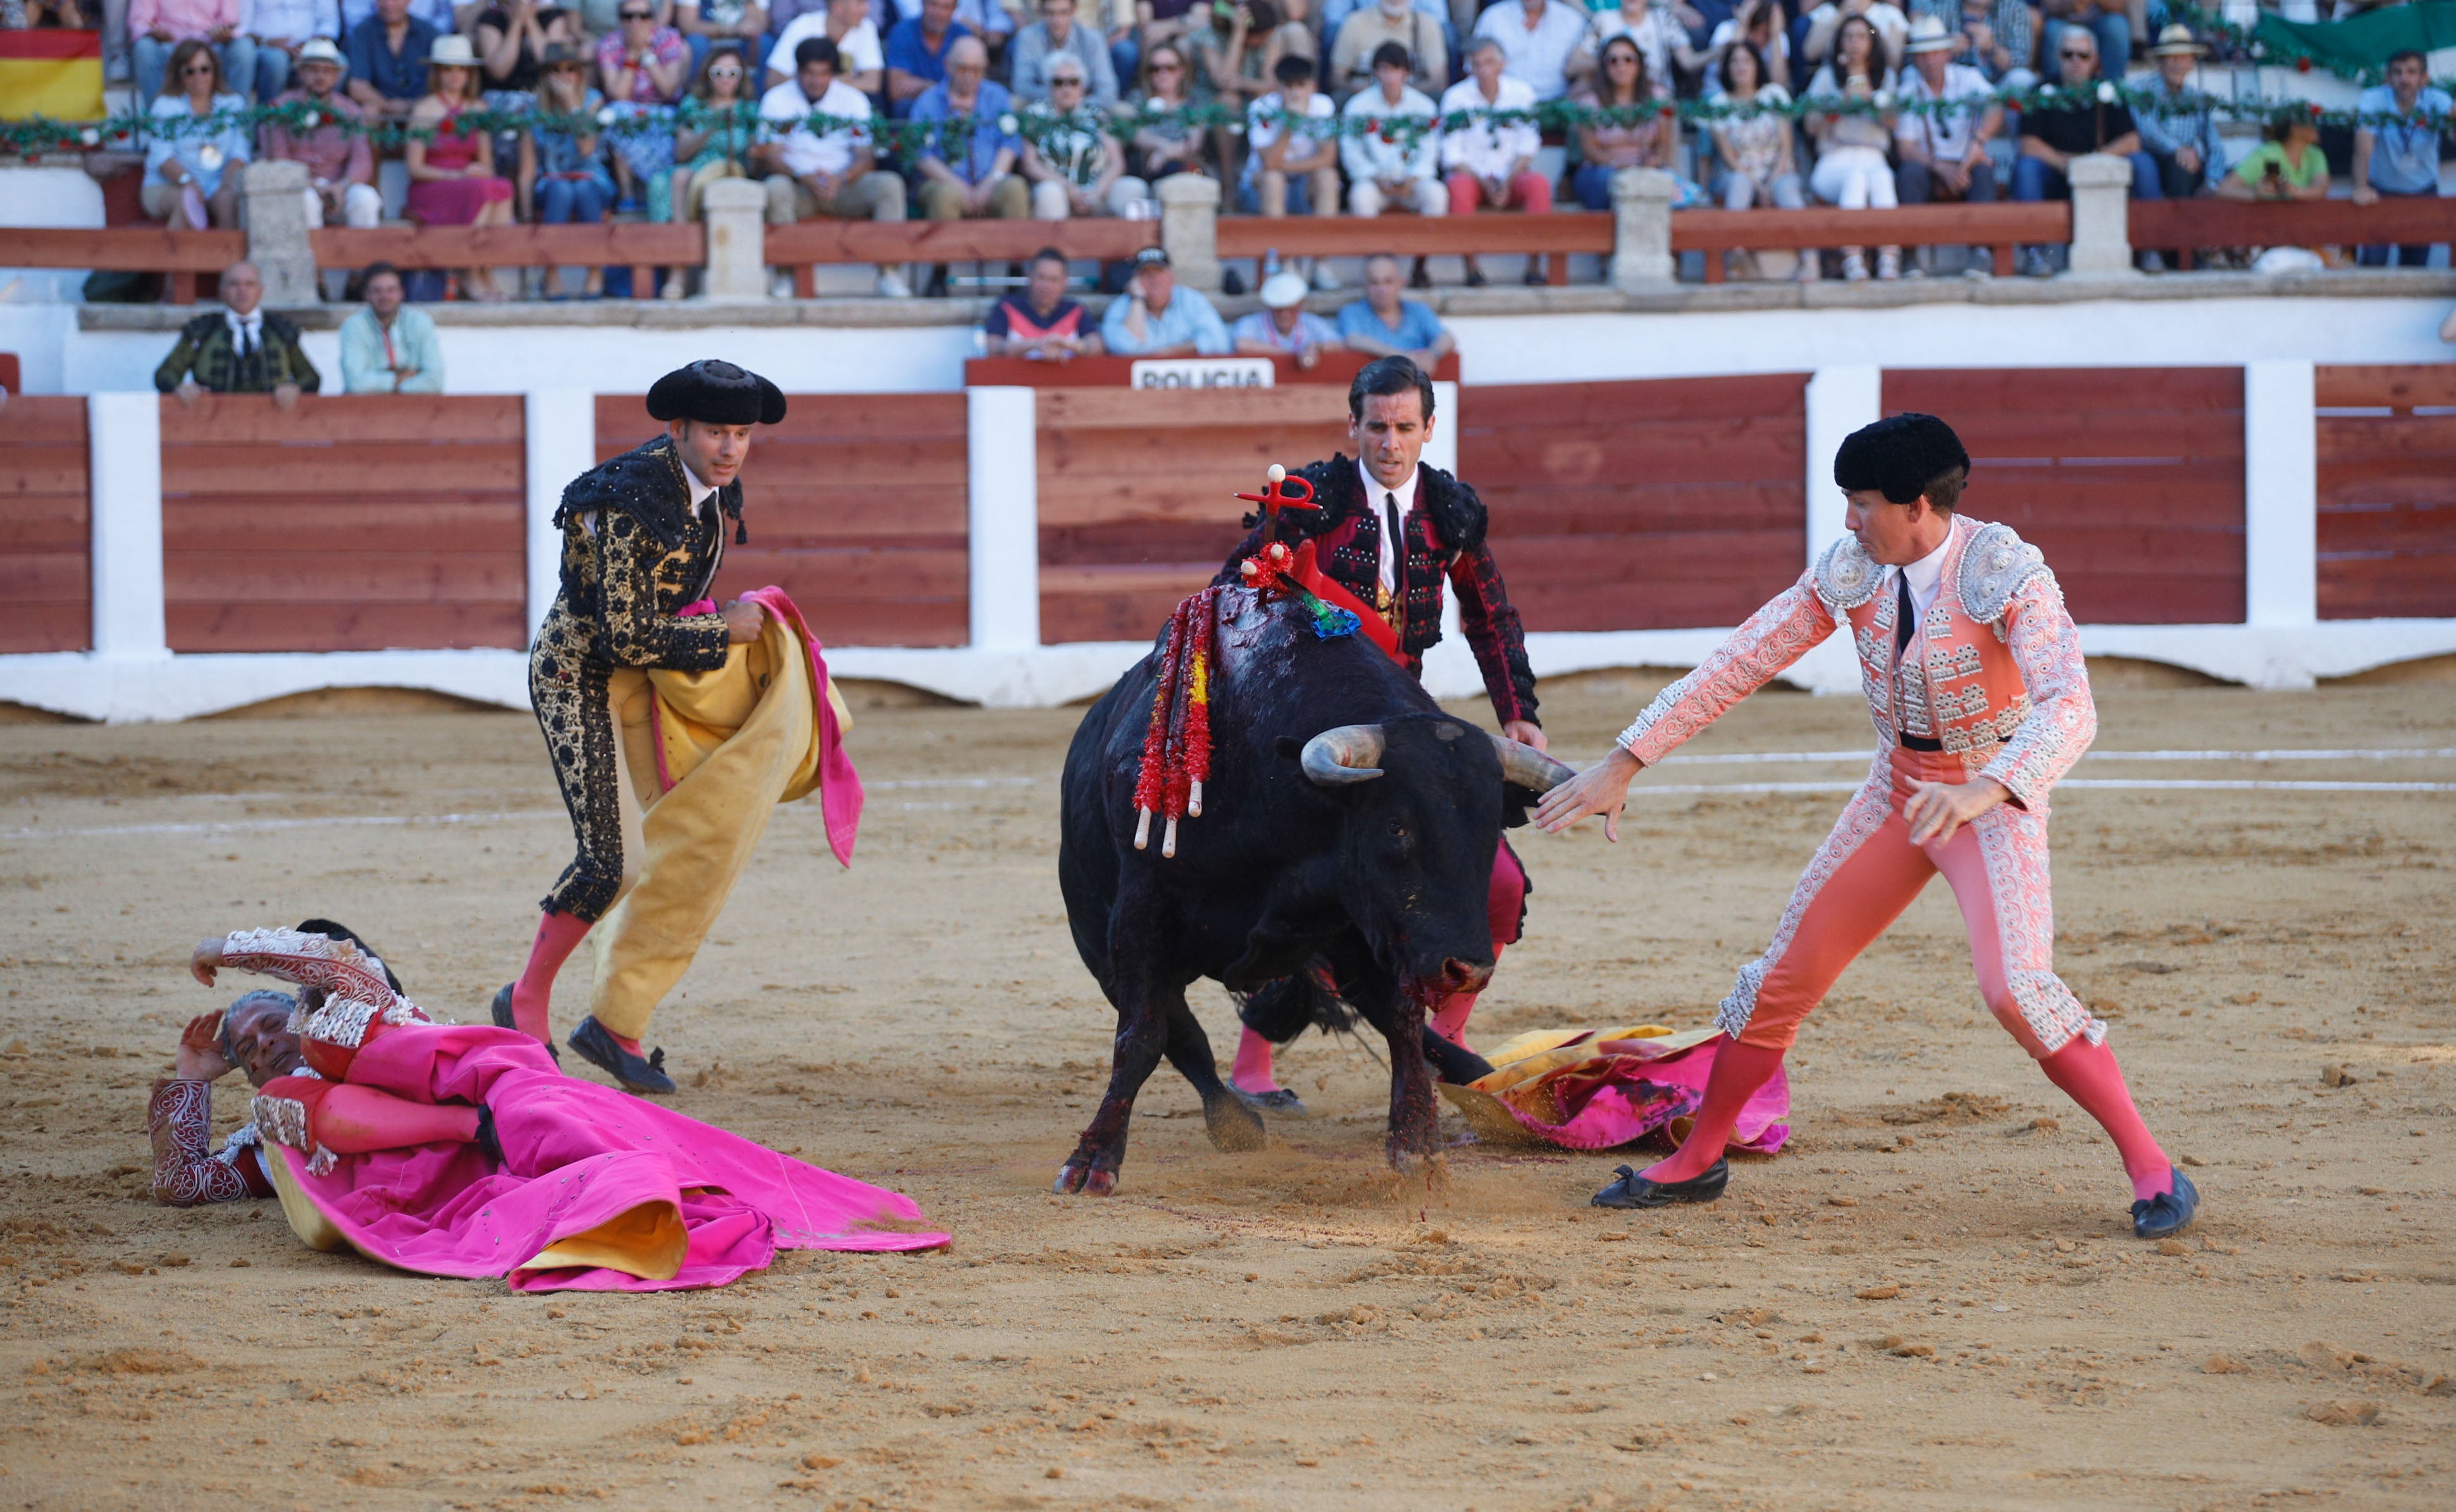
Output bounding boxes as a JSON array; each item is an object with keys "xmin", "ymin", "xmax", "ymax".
[
  {"xmin": 1903, "ymin": 16, "xmax": 1957, "ymax": 54},
  {"xmin": 1260, "ymin": 270, "xmax": 1310, "ymax": 309},
  {"xmin": 296, "ymin": 37, "xmax": 345, "ymax": 68},
  {"xmin": 428, "ymin": 33, "xmax": 481, "ymax": 67},
  {"xmin": 2147, "ymin": 24, "xmax": 2207, "ymax": 57}
]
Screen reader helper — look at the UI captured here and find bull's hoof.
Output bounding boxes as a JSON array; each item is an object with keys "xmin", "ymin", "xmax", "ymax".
[
  {"xmin": 1053, "ymin": 1162, "xmax": 1118, "ymax": 1196},
  {"xmin": 1387, "ymin": 1142, "xmax": 1449, "ymax": 1182},
  {"xmin": 1202, "ymin": 1093, "xmax": 1268, "ymax": 1153}
]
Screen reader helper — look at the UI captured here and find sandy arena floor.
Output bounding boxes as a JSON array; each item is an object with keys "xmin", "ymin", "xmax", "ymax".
[{"xmin": 0, "ymin": 670, "xmax": 2450, "ymax": 1511}]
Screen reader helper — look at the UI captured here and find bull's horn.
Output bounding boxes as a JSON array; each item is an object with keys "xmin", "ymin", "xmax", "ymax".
[
  {"xmin": 1301, "ymin": 724, "xmax": 1387, "ymax": 786},
  {"xmin": 1489, "ymin": 732, "xmax": 1577, "ymax": 793}
]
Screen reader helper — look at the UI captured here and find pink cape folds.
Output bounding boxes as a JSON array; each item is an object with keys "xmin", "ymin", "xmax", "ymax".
[
  {"xmin": 666, "ymin": 586, "xmax": 862, "ymax": 867},
  {"xmin": 275, "ymin": 1026, "xmax": 946, "ymax": 1292},
  {"xmin": 1439, "ymin": 1029, "xmax": 1790, "ymax": 1155}
]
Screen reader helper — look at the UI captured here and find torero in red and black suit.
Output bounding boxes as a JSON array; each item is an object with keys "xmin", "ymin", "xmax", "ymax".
[{"xmin": 1211, "ymin": 451, "xmax": 1540, "ymax": 1105}]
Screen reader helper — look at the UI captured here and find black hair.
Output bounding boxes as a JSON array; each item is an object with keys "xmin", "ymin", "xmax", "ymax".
[
  {"xmin": 1273, "ymin": 51, "xmax": 1314, "ymax": 84},
  {"xmin": 1595, "ymin": 32, "xmax": 1647, "ymax": 106},
  {"xmin": 1348, "ymin": 354, "xmax": 1435, "ymax": 423},
  {"xmin": 361, "ymin": 260, "xmax": 402, "ymax": 285},
  {"xmin": 1718, "ymin": 38, "xmax": 1766, "ymax": 97},
  {"xmin": 794, "ymin": 34, "xmax": 841, "ymax": 70},
  {"xmin": 2385, "ymin": 47, "xmax": 2425, "ymax": 71},
  {"xmin": 1029, "ymin": 244, "xmax": 1069, "ymax": 268},
  {"xmin": 1833, "ymin": 412, "xmax": 1969, "ymax": 509},
  {"xmin": 1370, "ymin": 39, "xmax": 1411, "ymax": 73},
  {"xmin": 294, "ymin": 917, "xmax": 406, "ymax": 994}
]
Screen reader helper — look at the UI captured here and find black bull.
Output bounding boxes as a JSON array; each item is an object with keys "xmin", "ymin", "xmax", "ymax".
[{"xmin": 1054, "ymin": 586, "xmax": 1573, "ymax": 1196}]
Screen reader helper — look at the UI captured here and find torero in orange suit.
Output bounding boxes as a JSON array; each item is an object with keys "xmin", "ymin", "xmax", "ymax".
[{"xmin": 1535, "ymin": 413, "xmax": 2197, "ymax": 1241}]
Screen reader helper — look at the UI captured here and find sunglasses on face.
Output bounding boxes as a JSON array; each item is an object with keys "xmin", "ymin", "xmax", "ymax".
[
  {"xmin": 710, "ymin": 64, "xmax": 741, "ymax": 74},
  {"xmin": 621, "ymin": 9, "xmax": 653, "ymax": 18},
  {"xmin": 1052, "ymin": 75, "xmax": 1083, "ymax": 85},
  {"xmin": 1151, "ymin": 60, "xmax": 1181, "ymax": 70},
  {"xmin": 2059, "ymin": 47, "xmax": 2091, "ymax": 58}
]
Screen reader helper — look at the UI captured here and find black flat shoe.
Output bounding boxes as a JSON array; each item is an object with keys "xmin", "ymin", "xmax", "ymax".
[
  {"xmin": 1464, "ymin": 267, "xmax": 1488, "ymax": 288},
  {"xmin": 2131, "ymin": 1168, "xmax": 2200, "ymax": 1239},
  {"xmin": 1231, "ymin": 1086, "xmax": 1308, "ymax": 1118},
  {"xmin": 473, "ymin": 1103, "xmax": 505, "ymax": 1165},
  {"xmin": 491, "ymin": 983, "xmax": 560, "ymax": 1063},
  {"xmin": 1592, "ymin": 1158, "xmax": 1729, "ymax": 1209},
  {"xmin": 567, "ymin": 1015, "xmax": 676, "ymax": 1094}
]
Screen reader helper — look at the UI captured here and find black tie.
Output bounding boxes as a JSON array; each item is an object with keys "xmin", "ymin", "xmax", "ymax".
[
  {"xmin": 1384, "ymin": 492, "xmax": 1406, "ymax": 608},
  {"xmin": 1895, "ymin": 571, "xmax": 1915, "ymax": 659}
]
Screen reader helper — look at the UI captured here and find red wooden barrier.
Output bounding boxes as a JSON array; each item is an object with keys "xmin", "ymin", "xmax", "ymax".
[
  {"xmin": 962, "ymin": 351, "xmax": 1459, "ymax": 387},
  {"xmin": 766, "ymin": 218, "xmax": 1157, "ymax": 297},
  {"xmin": 1036, "ymin": 385, "xmax": 1352, "ymax": 642},
  {"xmin": 2132, "ymin": 198, "xmax": 2455, "ymax": 268},
  {"xmin": 594, "ymin": 393, "xmax": 969, "ymax": 648},
  {"xmin": 0, "ymin": 397, "xmax": 94, "ymax": 654},
  {"xmin": 2315, "ymin": 363, "xmax": 2456, "ymax": 621},
  {"xmin": 1675, "ymin": 203, "xmax": 2070, "ymax": 281},
  {"xmin": 1216, "ymin": 211, "xmax": 1613, "ymax": 286},
  {"xmin": 1882, "ymin": 367, "xmax": 2245, "ymax": 624},
  {"xmin": 0, "ymin": 226, "xmax": 247, "ymax": 304},
  {"xmin": 1460, "ymin": 374, "xmax": 1809, "ymax": 631},
  {"xmin": 311, "ymin": 225, "xmax": 705, "ymax": 302},
  {"xmin": 160, "ymin": 395, "xmax": 528, "ymax": 652}
]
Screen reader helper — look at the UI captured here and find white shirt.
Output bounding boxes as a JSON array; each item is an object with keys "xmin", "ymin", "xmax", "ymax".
[
  {"xmin": 767, "ymin": 13, "xmax": 883, "ymax": 80},
  {"xmin": 1894, "ymin": 60, "xmax": 1993, "ymax": 161},
  {"xmin": 225, "ymin": 307, "xmax": 264, "ymax": 356},
  {"xmin": 1437, "ymin": 73, "xmax": 1539, "ymax": 177},
  {"xmin": 760, "ymin": 75, "xmax": 872, "ymax": 178},
  {"xmin": 1899, "ymin": 530, "xmax": 1949, "ymax": 647},
  {"xmin": 1244, "ymin": 89, "xmax": 1336, "ymax": 185},
  {"xmin": 1471, "ymin": 0, "xmax": 1591, "ymax": 102},
  {"xmin": 682, "ymin": 461, "xmax": 717, "ymax": 516},
  {"xmin": 1339, "ymin": 82, "xmax": 1440, "ymax": 185},
  {"xmin": 1359, "ymin": 457, "xmax": 1422, "ymax": 602}
]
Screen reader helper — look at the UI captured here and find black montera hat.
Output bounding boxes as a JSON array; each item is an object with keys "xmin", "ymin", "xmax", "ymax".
[
  {"xmin": 1833, "ymin": 412, "xmax": 1969, "ymax": 504},
  {"xmin": 647, "ymin": 359, "xmax": 787, "ymax": 426}
]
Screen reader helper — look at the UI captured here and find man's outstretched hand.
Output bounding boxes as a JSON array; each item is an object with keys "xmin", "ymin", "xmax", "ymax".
[
  {"xmin": 1532, "ymin": 745, "xmax": 1642, "ymax": 843},
  {"xmin": 189, "ymin": 936, "xmax": 225, "ymax": 986},
  {"xmin": 175, "ymin": 1011, "xmax": 234, "ymax": 1082}
]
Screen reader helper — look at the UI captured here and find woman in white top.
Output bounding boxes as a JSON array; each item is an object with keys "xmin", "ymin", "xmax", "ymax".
[
  {"xmin": 1803, "ymin": 11, "xmax": 1899, "ymax": 280},
  {"xmin": 142, "ymin": 39, "xmax": 251, "ymax": 228}
]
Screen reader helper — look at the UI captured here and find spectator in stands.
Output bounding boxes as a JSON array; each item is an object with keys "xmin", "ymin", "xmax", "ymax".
[
  {"xmin": 2011, "ymin": 25, "xmax": 2159, "ymax": 276},
  {"xmin": 1339, "ymin": 251, "xmax": 1453, "ymax": 364},
  {"xmin": 1708, "ymin": 39, "xmax": 1805, "ymax": 278},
  {"xmin": 8, "ymin": 0, "xmax": 90, "ymax": 28},
  {"xmin": 1131, "ymin": 0, "xmax": 1200, "ymax": 80},
  {"xmin": 1470, "ymin": 0, "xmax": 1585, "ymax": 101},
  {"xmin": 768, "ymin": 0, "xmax": 881, "ymax": 90},
  {"xmin": 1020, "ymin": 54, "xmax": 1142, "ymax": 216},
  {"xmin": 2217, "ymin": 115, "xmax": 2328, "ymax": 204},
  {"xmin": 2351, "ymin": 49, "xmax": 2450, "ymax": 268},
  {"xmin": 2133, "ymin": 25, "xmax": 2219, "ymax": 202},
  {"xmin": 1804, "ymin": 11, "xmax": 1901, "ymax": 281},
  {"xmin": 1342, "ymin": 37, "xmax": 1443, "ymax": 274},
  {"xmin": 1245, "ymin": 51, "xmax": 1341, "ymax": 278},
  {"xmin": 154, "ymin": 261, "xmax": 319, "ymax": 409},
  {"xmin": 983, "ymin": 245, "xmax": 1104, "ymax": 356},
  {"xmin": 2037, "ymin": 0, "xmax": 2126, "ymax": 80},
  {"xmin": 1120, "ymin": 40, "xmax": 1208, "ymax": 182},
  {"xmin": 262, "ymin": 37, "xmax": 383, "ymax": 229},
  {"xmin": 131, "ymin": 0, "xmax": 254, "ymax": 106},
  {"xmin": 1233, "ymin": 267, "xmax": 1339, "ymax": 367},
  {"xmin": 338, "ymin": 0, "xmax": 451, "ymax": 36},
  {"xmin": 599, "ymin": 0, "xmax": 689, "ymax": 213},
  {"xmin": 1892, "ymin": 13, "xmax": 2000, "ymax": 276},
  {"xmin": 340, "ymin": 263, "xmax": 445, "ymax": 392},
  {"xmin": 671, "ymin": 45, "xmax": 757, "ymax": 209},
  {"xmin": 476, "ymin": 0, "xmax": 580, "ymax": 101},
  {"xmin": 676, "ymin": 0, "xmax": 767, "ymax": 78},
  {"xmin": 1584, "ymin": 0, "xmax": 1706, "ymax": 101},
  {"xmin": 1439, "ymin": 37, "xmax": 1548, "ymax": 287},
  {"xmin": 142, "ymin": 39, "xmax": 250, "ymax": 228},
  {"xmin": 1703, "ymin": 0, "xmax": 1786, "ymax": 97},
  {"xmin": 243, "ymin": 0, "xmax": 339, "ymax": 102},
  {"xmin": 1190, "ymin": 0, "xmax": 1273, "ymax": 176},
  {"xmin": 756, "ymin": 35, "xmax": 912, "ymax": 296},
  {"xmin": 910, "ymin": 34, "xmax": 1028, "ymax": 261},
  {"xmin": 407, "ymin": 35, "xmax": 518, "ymax": 299},
  {"xmin": 519, "ymin": 44, "xmax": 612, "ymax": 296},
  {"xmin": 1011, "ymin": 0, "xmax": 1119, "ymax": 104},
  {"xmin": 1570, "ymin": 34, "xmax": 1666, "ymax": 212},
  {"xmin": 1101, "ymin": 244, "xmax": 1231, "ymax": 355},
  {"xmin": 1957, "ymin": 0, "xmax": 2035, "ymax": 89},
  {"xmin": 1258, "ymin": 0, "xmax": 1312, "ymax": 82},
  {"xmin": 344, "ymin": 0, "xmax": 435, "ymax": 122},
  {"xmin": 1329, "ymin": 0, "xmax": 1444, "ymax": 99},
  {"xmin": 884, "ymin": 0, "xmax": 968, "ymax": 115},
  {"xmin": 1799, "ymin": 0, "xmax": 1902, "ymax": 75}
]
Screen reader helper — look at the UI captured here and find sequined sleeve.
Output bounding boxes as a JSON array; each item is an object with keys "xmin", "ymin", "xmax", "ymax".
[
  {"xmin": 1977, "ymin": 571, "xmax": 2095, "ymax": 809},
  {"xmin": 149, "ymin": 1080, "xmax": 268, "ymax": 1206},
  {"xmin": 595, "ymin": 512, "xmax": 731, "ymax": 672},
  {"xmin": 1617, "ymin": 570, "xmax": 1839, "ymax": 766},
  {"xmin": 218, "ymin": 928, "xmax": 402, "ymax": 1012},
  {"xmin": 1447, "ymin": 540, "xmax": 1540, "ymax": 729}
]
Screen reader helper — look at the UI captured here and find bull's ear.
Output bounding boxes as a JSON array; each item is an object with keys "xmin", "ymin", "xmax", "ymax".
[{"xmin": 1275, "ymin": 736, "xmax": 1305, "ymax": 760}]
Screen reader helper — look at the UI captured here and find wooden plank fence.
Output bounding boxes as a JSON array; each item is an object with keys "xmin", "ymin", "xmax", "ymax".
[{"xmin": 2315, "ymin": 363, "xmax": 2456, "ymax": 621}]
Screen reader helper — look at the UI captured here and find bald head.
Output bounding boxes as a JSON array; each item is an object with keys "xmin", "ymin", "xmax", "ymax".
[
  {"xmin": 220, "ymin": 261, "xmax": 263, "ymax": 316},
  {"xmin": 946, "ymin": 34, "xmax": 989, "ymax": 83}
]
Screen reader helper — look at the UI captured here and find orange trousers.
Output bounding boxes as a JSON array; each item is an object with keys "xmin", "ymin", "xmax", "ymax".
[{"xmin": 1719, "ymin": 745, "xmax": 2105, "ymax": 1060}]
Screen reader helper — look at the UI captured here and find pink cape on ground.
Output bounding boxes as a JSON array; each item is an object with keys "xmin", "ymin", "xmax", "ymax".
[
  {"xmin": 1449, "ymin": 1031, "xmax": 1790, "ymax": 1155},
  {"xmin": 276, "ymin": 1026, "xmax": 946, "ymax": 1292}
]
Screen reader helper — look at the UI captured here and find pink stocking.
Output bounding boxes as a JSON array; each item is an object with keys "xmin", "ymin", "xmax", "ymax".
[
  {"xmin": 1642, "ymin": 1038, "xmax": 1789, "ymax": 1184},
  {"xmin": 2037, "ymin": 1038, "xmax": 2173, "ymax": 1200},
  {"xmin": 1231, "ymin": 1027, "xmax": 1280, "ymax": 1096},
  {"xmin": 314, "ymin": 1084, "xmax": 480, "ymax": 1154},
  {"xmin": 510, "ymin": 910, "xmax": 591, "ymax": 1046}
]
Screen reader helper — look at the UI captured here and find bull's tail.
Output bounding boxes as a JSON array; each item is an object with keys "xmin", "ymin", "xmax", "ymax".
[{"xmin": 1232, "ymin": 960, "xmax": 1357, "ymax": 1045}]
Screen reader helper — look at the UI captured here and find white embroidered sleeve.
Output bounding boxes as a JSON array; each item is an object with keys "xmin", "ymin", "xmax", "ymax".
[
  {"xmin": 1978, "ymin": 573, "xmax": 2096, "ymax": 808},
  {"xmin": 218, "ymin": 928, "xmax": 404, "ymax": 1013},
  {"xmin": 1617, "ymin": 572, "xmax": 1839, "ymax": 767}
]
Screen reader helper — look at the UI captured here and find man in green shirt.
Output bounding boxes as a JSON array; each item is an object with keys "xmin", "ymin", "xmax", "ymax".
[{"xmin": 153, "ymin": 261, "xmax": 321, "ymax": 409}]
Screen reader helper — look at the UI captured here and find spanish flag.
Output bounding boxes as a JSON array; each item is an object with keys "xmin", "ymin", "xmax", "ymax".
[{"xmin": 0, "ymin": 29, "xmax": 106, "ymax": 123}]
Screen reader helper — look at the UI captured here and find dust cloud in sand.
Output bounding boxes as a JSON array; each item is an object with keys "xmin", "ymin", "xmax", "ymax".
[{"xmin": 0, "ymin": 672, "xmax": 2450, "ymax": 1509}]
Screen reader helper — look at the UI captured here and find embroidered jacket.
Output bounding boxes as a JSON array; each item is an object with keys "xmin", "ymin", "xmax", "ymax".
[
  {"xmin": 1210, "ymin": 453, "xmax": 1540, "ymax": 728},
  {"xmin": 540, "ymin": 435, "xmax": 735, "ymax": 678},
  {"xmin": 149, "ymin": 1078, "xmax": 275, "ymax": 1206},
  {"xmin": 151, "ymin": 311, "xmax": 323, "ymax": 395},
  {"xmin": 1616, "ymin": 516, "xmax": 2095, "ymax": 809},
  {"xmin": 215, "ymin": 927, "xmax": 439, "ymax": 1083}
]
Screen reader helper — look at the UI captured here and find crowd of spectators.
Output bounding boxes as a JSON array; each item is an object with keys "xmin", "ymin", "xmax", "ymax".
[
  {"xmin": 16, "ymin": 0, "xmax": 2448, "ymax": 289},
  {"xmin": 981, "ymin": 242, "xmax": 1455, "ymax": 356}
]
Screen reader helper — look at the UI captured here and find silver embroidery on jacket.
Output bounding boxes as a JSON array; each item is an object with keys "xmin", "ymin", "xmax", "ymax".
[
  {"xmin": 1954, "ymin": 521, "xmax": 2050, "ymax": 625},
  {"xmin": 1815, "ymin": 534, "xmax": 1882, "ymax": 610}
]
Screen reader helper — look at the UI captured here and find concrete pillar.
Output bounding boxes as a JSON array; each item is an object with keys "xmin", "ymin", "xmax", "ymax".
[
  {"xmin": 967, "ymin": 387, "xmax": 1039, "ymax": 650},
  {"xmin": 1608, "ymin": 167, "xmax": 1677, "ymax": 291},
  {"xmin": 88, "ymin": 393, "xmax": 167, "ymax": 660},
  {"xmin": 2064, "ymin": 152, "xmax": 2137, "ymax": 277},
  {"xmin": 700, "ymin": 177, "xmax": 768, "ymax": 302},
  {"xmin": 524, "ymin": 389, "xmax": 597, "ymax": 647},
  {"xmin": 2243, "ymin": 359, "xmax": 2317, "ymax": 627},
  {"xmin": 1802, "ymin": 366, "xmax": 1882, "ymax": 566},
  {"xmin": 1156, "ymin": 172, "xmax": 1221, "ymax": 293},
  {"xmin": 1426, "ymin": 380, "xmax": 1460, "ymax": 472},
  {"xmin": 240, "ymin": 159, "xmax": 319, "ymax": 307}
]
